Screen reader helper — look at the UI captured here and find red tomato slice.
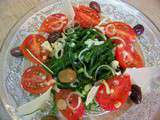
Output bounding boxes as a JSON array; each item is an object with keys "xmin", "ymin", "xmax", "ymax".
[
  {"xmin": 55, "ymin": 89, "xmax": 85, "ymax": 120},
  {"xmin": 74, "ymin": 5, "xmax": 100, "ymax": 28},
  {"xmin": 115, "ymin": 45, "xmax": 144, "ymax": 68},
  {"xmin": 39, "ymin": 14, "xmax": 68, "ymax": 34},
  {"xmin": 96, "ymin": 75, "xmax": 131, "ymax": 111},
  {"xmin": 19, "ymin": 34, "xmax": 49, "ymax": 64},
  {"xmin": 21, "ymin": 66, "xmax": 54, "ymax": 94},
  {"xmin": 104, "ymin": 22, "xmax": 137, "ymax": 45}
]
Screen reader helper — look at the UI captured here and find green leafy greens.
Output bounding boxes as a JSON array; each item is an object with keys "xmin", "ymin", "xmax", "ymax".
[{"xmin": 46, "ymin": 27, "xmax": 116, "ymax": 95}]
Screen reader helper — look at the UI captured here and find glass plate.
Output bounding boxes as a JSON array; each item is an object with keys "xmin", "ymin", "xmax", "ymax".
[{"xmin": 0, "ymin": 0, "xmax": 160, "ymax": 120}]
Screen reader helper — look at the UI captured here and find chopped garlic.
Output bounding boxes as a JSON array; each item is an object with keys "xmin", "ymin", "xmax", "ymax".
[
  {"xmin": 42, "ymin": 55, "xmax": 47, "ymax": 60},
  {"xmin": 110, "ymin": 89, "xmax": 114, "ymax": 94},
  {"xmin": 114, "ymin": 102, "xmax": 122, "ymax": 108},
  {"xmin": 44, "ymin": 79, "xmax": 55, "ymax": 86}
]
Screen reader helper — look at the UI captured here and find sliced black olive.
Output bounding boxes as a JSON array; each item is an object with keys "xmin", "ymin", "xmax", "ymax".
[
  {"xmin": 130, "ymin": 84, "xmax": 142, "ymax": 104},
  {"xmin": 47, "ymin": 32, "xmax": 62, "ymax": 43},
  {"xmin": 133, "ymin": 24, "xmax": 144, "ymax": 36},
  {"xmin": 10, "ymin": 47, "xmax": 23, "ymax": 57},
  {"xmin": 89, "ymin": 1, "xmax": 101, "ymax": 13}
]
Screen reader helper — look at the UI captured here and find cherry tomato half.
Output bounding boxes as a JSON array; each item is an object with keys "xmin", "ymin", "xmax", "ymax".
[
  {"xmin": 74, "ymin": 5, "xmax": 100, "ymax": 28},
  {"xmin": 21, "ymin": 66, "xmax": 54, "ymax": 94},
  {"xmin": 19, "ymin": 34, "xmax": 49, "ymax": 64},
  {"xmin": 104, "ymin": 22, "xmax": 137, "ymax": 45},
  {"xmin": 96, "ymin": 75, "xmax": 131, "ymax": 111},
  {"xmin": 39, "ymin": 13, "xmax": 68, "ymax": 34},
  {"xmin": 55, "ymin": 89, "xmax": 85, "ymax": 120},
  {"xmin": 115, "ymin": 44, "xmax": 144, "ymax": 68}
]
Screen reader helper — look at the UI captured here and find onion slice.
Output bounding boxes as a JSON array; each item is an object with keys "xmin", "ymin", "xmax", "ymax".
[
  {"xmin": 95, "ymin": 65, "xmax": 116, "ymax": 80},
  {"xmin": 105, "ymin": 23, "xmax": 116, "ymax": 36},
  {"xmin": 103, "ymin": 80, "xmax": 111, "ymax": 95},
  {"xmin": 85, "ymin": 86, "xmax": 100, "ymax": 106},
  {"xmin": 66, "ymin": 92, "xmax": 82, "ymax": 111},
  {"xmin": 110, "ymin": 36, "xmax": 127, "ymax": 46}
]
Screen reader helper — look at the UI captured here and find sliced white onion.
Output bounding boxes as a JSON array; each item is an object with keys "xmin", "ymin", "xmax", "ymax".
[
  {"xmin": 105, "ymin": 23, "xmax": 116, "ymax": 36},
  {"xmin": 53, "ymin": 84, "xmax": 61, "ymax": 93},
  {"xmin": 50, "ymin": 22, "xmax": 64, "ymax": 31},
  {"xmin": 94, "ymin": 26, "xmax": 105, "ymax": 34},
  {"xmin": 66, "ymin": 92, "xmax": 82, "ymax": 111},
  {"xmin": 95, "ymin": 65, "xmax": 116, "ymax": 80},
  {"xmin": 110, "ymin": 36, "xmax": 126, "ymax": 46},
  {"xmin": 54, "ymin": 48, "xmax": 64, "ymax": 59},
  {"xmin": 78, "ymin": 48, "xmax": 93, "ymax": 79},
  {"xmin": 85, "ymin": 86, "xmax": 100, "ymax": 106},
  {"xmin": 103, "ymin": 80, "xmax": 111, "ymax": 95}
]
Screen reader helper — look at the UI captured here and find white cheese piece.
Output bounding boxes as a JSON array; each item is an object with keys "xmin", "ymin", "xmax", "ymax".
[
  {"xmin": 85, "ymin": 86, "xmax": 100, "ymax": 106},
  {"xmin": 16, "ymin": 88, "xmax": 51, "ymax": 116},
  {"xmin": 84, "ymin": 39, "xmax": 104, "ymax": 48},
  {"xmin": 111, "ymin": 60, "xmax": 119, "ymax": 69},
  {"xmin": 41, "ymin": 41, "xmax": 53, "ymax": 52}
]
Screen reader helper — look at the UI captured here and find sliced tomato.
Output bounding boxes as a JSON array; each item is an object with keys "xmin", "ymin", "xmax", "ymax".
[
  {"xmin": 21, "ymin": 66, "xmax": 54, "ymax": 94},
  {"xmin": 96, "ymin": 75, "xmax": 131, "ymax": 111},
  {"xmin": 39, "ymin": 13, "xmax": 68, "ymax": 34},
  {"xmin": 74, "ymin": 5, "xmax": 100, "ymax": 28},
  {"xmin": 55, "ymin": 89, "xmax": 85, "ymax": 120},
  {"xmin": 104, "ymin": 22, "xmax": 137, "ymax": 45},
  {"xmin": 19, "ymin": 34, "xmax": 49, "ymax": 64},
  {"xmin": 115, "ymin": 45, "xmax": 144, "ymax": 68}
]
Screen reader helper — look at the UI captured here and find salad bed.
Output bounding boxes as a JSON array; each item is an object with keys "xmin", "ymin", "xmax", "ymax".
[{"xmin": 10, "ymin": 1, "xmax": 144, "ymax": 120}]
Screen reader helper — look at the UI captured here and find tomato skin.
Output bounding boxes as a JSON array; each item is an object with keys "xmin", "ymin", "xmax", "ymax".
[
  {"xmin": 39, "ymin": 14, "xmax": 68, "ymax": 34},
  {"xmin": 19, "ymin": 34, "xmax": 49, "ymax": 64},
  {"xmin": 104, "ymin": 22, "xmax": 137, "ymax": 45},
  {"xmin": 115, "ymin": 45, "xmax": 144, "ymax": 69},
  {"xmin": 55, "ymin": 89, "xmax": 85, "ymax": 120},
  {"xmin": 74, "ymin": 5, "xmax": 100, "ymax": 28},
  {"xmin": 96, "ymin": 75, "xmax": 131, "ymax": 111},
  {"xmin": 21, "ymin": 66, "xmax": 53, "ymax": 94}
]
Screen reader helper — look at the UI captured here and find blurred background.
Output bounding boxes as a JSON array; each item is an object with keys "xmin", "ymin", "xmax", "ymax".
[{"xmin": 0, "ymin": 0, "xmax": 160, "ymax": 119}]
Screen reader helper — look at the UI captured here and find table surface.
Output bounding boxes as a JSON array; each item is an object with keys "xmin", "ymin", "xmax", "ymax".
[{"xmin": 0, "ymin": 0, "xmax": 160, "ymax": 120}]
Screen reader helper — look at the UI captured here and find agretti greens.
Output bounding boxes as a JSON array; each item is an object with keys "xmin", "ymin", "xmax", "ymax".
[{"xmin": 46, "ymin": 27, "xmax": 116, "ymax": 93}]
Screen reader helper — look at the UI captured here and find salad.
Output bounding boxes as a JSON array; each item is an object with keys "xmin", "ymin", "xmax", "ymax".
[{"xmin": 10, "ymin": 1, "xmax": 145, "ymax": 120}]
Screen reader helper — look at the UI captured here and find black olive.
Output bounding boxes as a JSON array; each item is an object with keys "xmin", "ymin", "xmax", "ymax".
[
  {"xmin": 89, "ymin": 1, "xmax": 101, "ymax": 13},
  {"xmin": 10, "ymin": 47, "xmax": 23, "ymax": 57},
  {"xmin": 130, "ymin": 84, "xmax": 142, "ymax": 104},
  {"xmin": 133, "ymin": 24, "xmax": 144, "ymax": 36},
  {"xmin": 47, "ymin": 32, "xmax": 62, "ymax": 43}
]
